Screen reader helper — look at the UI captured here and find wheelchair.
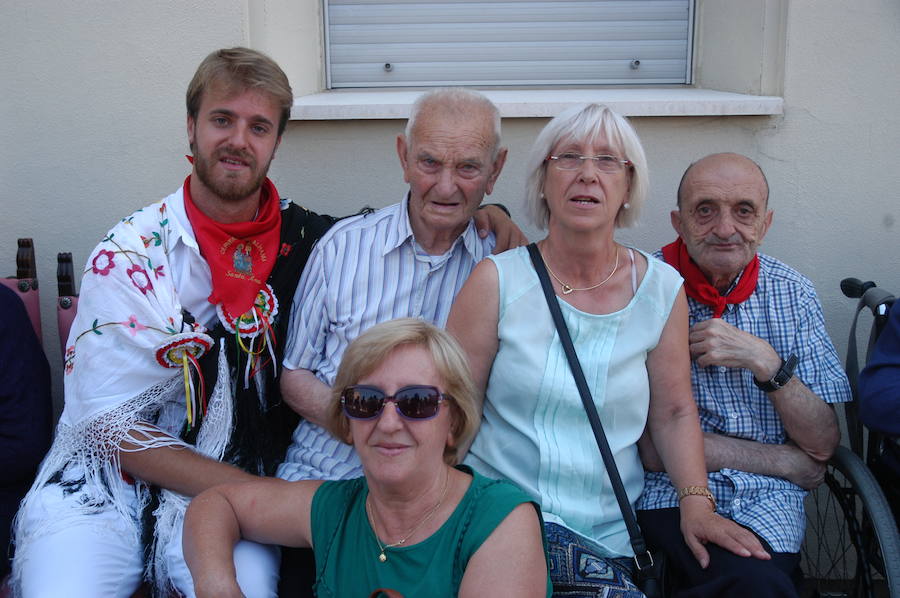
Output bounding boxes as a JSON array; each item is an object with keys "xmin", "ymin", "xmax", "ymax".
[{"xmin": 800, "ymin": 278, "xmax": 900, "ymax": 597}]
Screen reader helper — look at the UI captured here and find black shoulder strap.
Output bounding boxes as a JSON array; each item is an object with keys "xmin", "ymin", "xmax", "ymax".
[{"xmin": 526, "ymin": 243, "xmax": 651, "ymax": 563}]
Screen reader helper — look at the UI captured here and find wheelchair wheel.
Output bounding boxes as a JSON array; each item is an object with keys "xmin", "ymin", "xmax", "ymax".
[{"xmin": 802, "ymin": 445, "xmax": 900, "ymax": 597}]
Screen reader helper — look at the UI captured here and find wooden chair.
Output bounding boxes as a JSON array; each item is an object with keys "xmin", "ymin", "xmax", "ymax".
[
  {"xmin": 1, "ymin": 238, "xmax": 41, "ymax": 342},
  {"xmin": 56, "ymin": 252, "xmax": 79, "ymax": 358}
]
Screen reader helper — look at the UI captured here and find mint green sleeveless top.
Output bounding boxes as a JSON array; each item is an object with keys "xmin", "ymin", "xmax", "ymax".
[
  {"xmin": 465, "ymin": 246, "xmax": 682, "ymax": 557},
  {"xmin": 311, "ymin": 465, "xmax": 552, "ymax": 597}
]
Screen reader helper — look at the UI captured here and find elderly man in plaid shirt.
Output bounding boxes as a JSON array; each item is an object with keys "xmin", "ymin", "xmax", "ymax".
[{"xmin": 636, "ymin": 153, "xmax": 851, "ymax": 598}]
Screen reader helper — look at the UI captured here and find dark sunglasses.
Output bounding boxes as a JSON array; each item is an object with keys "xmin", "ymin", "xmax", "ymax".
[{"xmin": 340, "ymin": 384, "xmax": 452, "ymax": 421}]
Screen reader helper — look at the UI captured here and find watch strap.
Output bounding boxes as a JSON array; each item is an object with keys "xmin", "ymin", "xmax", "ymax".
[{"xmin": 754, "ymin": 353, "xmax": 799, "ymax": 392}]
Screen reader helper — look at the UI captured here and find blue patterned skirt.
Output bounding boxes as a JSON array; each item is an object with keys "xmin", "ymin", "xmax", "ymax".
[{"xmin": 546, "ymin": 523, "xmax": 646, "ymax": 598}]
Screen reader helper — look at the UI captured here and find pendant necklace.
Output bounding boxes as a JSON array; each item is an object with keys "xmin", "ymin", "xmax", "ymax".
[
  {"xmin": 366, "ymin": 470, "xmax": 450, "ymax": 563},
  {"xmin": 543, "ymin": 247, "xmax": 619, "ymax": 295}
]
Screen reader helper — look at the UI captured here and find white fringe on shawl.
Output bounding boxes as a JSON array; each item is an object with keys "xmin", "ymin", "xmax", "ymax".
[
  {"xmin": 10, "ymin": 373, "xmax": 186, "ymax": 593},
  {"xmin": 151, "ymin": 339, "xmax": 233, "ymax": 595}
]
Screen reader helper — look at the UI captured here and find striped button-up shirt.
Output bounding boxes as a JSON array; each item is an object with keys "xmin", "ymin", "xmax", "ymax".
[
  {"xmin": 637, "ymin": 252, "xmax": 851, "ymax": 553},
  {"xmin": 277, "ymin": 195, "xmax": 494, "ymax": 481}
]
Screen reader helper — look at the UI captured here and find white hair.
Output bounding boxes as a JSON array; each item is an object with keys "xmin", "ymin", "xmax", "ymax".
[
  {"xmin": 405, "ymin": 88, "xmax": 502, "ymax": 158},
  {"xmin": 525, "ymin": 103, "xmax": 648, "ymax": 229}
]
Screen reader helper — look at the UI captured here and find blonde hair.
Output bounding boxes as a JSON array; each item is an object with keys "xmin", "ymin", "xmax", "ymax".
[
  {"xmin": 186, "ymin": 47, "xmax": 293, "ymax": 136},
  {"xmin": 326, "ymin": 318, "xmax": 479, "ymax": 465}
]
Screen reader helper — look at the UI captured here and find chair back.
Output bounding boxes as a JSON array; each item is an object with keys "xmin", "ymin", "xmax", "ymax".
[
  {"xmin": 1, "ymin": 238, "xmax": 41, "ymax": 341},
  {"xmin": 57, "ymin": 252, "xmax": 79, "ymax": 358}
]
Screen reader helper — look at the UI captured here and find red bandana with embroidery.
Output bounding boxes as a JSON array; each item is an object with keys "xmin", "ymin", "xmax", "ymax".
[
  {"xmin": 661, "ymin": 237, "xmax": 759, "ymax": 318},
  {"xmin": 182, "ymin": 174, "xmax": 281, "ymax": 319}
]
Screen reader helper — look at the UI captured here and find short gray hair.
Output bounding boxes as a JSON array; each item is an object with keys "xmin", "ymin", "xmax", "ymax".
[
  {"xmin": 676, "ymin": 153, "xmax": 769, "ymax": 207},
  {"xmin": 525, "ymin": 104, "xmax": 648, "ymax": 229},
  {"xmin": 405, "ymin": 88, "xmax": 502, "ymax": 158}
]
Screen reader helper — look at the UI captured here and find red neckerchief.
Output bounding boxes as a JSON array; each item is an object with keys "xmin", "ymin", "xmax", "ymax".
[
  {"xmin": 661, "ymin": 237, "xmax": 759, "ymax": 318},
  {"xmin": 182, "ymin": 174, "xmax": 282, "ymax": 319}
]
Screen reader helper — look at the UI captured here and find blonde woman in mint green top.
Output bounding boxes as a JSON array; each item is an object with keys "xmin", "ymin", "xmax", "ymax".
[
  {"xmin": 183, "ymin": 319, "xmax": 550, "ymax": 598},
  {"xmin": 449, "ymin": 104, "xmax": 768, "ymax": 595}
]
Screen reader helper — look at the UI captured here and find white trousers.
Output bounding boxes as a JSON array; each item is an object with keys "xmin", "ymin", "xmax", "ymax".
[{"xmin": 14, "ymin": 475, "xmax": 279, "ymax": 598}]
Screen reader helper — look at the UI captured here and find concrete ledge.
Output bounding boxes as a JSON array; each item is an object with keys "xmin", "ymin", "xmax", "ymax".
[{"xmin": 291, "ymin": 88, "xmax": 783, "ymax": 120}]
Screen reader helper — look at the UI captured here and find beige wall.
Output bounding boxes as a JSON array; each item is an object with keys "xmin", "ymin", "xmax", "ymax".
[{"xmin": 3, "ymin": 1, "xmax": 900, "ymax": 412}]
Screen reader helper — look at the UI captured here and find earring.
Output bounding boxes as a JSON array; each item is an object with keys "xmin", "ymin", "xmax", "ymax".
[
  {"xmin": 622, "ymin": 202, "xmax": 631, "ymax": 210},
  {"xmin": 540, "ymin": 192, "xmax": 545, "ymax": 199}
]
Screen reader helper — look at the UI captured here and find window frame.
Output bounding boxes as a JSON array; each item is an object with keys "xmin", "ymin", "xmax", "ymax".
[
  {"xmin": 249, "ymin": 0, "xmax": 785, "ymax": 120},
  {"xmin": 322, "ymin": 0, "xmax": 697, "ymax": 89}
]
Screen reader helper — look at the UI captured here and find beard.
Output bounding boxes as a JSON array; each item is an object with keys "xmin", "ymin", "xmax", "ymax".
[{"xmin": 192, "ymin": 144, "xmax": 273, "ymax": 203}]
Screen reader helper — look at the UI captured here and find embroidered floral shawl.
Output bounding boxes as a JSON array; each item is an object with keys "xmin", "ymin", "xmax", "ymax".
[
  {"xmin": 14, "ymin": 187, "xmax": 229, "ymax": 590},
  {"xmin": 14, "ymin": 186, "xmax": 336, "ymax": 594}
]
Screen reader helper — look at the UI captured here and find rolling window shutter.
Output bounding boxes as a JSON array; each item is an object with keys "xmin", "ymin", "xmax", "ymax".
[{"xmin": 325, "ymin": 0, "xmax": 694, "ymax": 88}]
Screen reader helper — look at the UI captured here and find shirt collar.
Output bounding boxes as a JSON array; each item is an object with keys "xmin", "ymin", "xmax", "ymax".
[
  {"xmin": 382, "ymin": 192, "xmax": 488, "ymax": 262},
  {"xmin": 166, "ymin": 185, "xmax": 201, "ymax": 253}
]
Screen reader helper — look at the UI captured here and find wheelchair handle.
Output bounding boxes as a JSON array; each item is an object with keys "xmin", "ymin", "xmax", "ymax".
[
  {"xmin": 842, "ymin": 278, "xmax": 894, "ymax": 316},
  {"xmin": 841, "ymin": 277, "xmax": 875, "ymax": 298},
  {"xmin": 862, "ymin": 287, "xmax": 895, "ymax": 316}
]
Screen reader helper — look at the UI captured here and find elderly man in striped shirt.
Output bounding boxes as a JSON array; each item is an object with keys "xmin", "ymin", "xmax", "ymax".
[
  {"xmin": 276, "ymin": 88, "xmax": 515, "ymax": 483},
  {"xmin": 636, "ymin": 153, "xmax": 851, "ymax": 598}
]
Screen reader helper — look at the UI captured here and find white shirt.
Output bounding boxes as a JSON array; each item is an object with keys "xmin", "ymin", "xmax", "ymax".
[{"xmin": 277, "ymin": 195, "xmax": 494, "ymax": 481}]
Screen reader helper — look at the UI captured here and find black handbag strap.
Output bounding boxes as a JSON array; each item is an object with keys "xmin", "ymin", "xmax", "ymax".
[{"xmin": 527, "ymin": 243, "xmax": 652, "ymax": 565}]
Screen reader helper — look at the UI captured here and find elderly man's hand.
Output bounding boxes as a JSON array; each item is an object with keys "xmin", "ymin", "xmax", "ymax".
[
  {"xmin": 474, "ymin": 204, "xmax": 528, "ymax": 253},
  {"xmin": 679, "ymin": 497, "xmax": 771, "ymax": 568},
  {"xmin": 689, "ymin": 318, "xmax": 782, "ymax": 380}
]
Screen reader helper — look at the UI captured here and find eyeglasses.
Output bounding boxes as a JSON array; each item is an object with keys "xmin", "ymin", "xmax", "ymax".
[
  {"xmin": 340, "ymin": 384, "xmax": 452, "ymax": 421},
  {"xmin": 546, "ymin": 153, "xmax": 632, "ymax": 173}
]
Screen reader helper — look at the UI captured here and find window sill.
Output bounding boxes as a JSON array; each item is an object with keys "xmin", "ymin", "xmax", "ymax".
[{"xmin": 290, "ymin": 88, "xmax": 783, "ymax": 120}]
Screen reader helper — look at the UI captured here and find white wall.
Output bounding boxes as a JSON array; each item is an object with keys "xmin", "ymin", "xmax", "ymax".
[{"xmin": 3, "ymin": 1, "xmax": 899, "ymax": 413}]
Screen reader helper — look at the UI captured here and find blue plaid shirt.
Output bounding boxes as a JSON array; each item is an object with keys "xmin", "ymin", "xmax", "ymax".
[{"xmin": 637, "ymin": 252, "xmax": 851, "ymax": 552}]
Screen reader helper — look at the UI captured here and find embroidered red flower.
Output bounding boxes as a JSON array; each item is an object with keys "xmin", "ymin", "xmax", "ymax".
[
  {"xmin": 64, "ymin": 345, "xmax": 75, "ymax": 374},
  {"xmin": 91, "ymin": 250, "xmax": 116, "ymax": 276},
  {"xmin": 122, "ymin": 314, "xmax": 148, "ymax": 337},
  {"xmin": 279, "ymin": 242, "xmax": 292, "ymax": 257},
  {"xmin": 127, "ymin": 264, "xmax": 153, "ymax": 294}
]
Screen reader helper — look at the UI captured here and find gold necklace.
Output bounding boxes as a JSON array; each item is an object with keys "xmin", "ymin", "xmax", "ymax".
[
  {"xmin": 543, "ymin": 248, "xmax": 620, "ymax": 295},
  {"xmin": 366, "ymin": 470, "xmax": 450, "ymax": 563}
]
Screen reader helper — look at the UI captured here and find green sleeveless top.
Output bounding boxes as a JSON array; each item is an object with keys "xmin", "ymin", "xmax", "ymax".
[{"xmin": 311, "ymin": 465, "xmax": 552, "ymax": 597}]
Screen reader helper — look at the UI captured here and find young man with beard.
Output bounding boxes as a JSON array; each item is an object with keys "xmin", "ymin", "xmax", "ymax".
[{"xmin": 10, "ymin": 48, "xmax": 520, "ymax": 598}]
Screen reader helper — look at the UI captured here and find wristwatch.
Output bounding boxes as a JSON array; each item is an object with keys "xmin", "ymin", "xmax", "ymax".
[{"xmin": 753, "ymin": 353, "xmax": 799, "ymax": 393}]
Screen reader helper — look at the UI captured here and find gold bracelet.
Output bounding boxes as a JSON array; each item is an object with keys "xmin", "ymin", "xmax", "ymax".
[{"xmin": 677, "ymin": 486, "xmax": 717, "ymax": 511}]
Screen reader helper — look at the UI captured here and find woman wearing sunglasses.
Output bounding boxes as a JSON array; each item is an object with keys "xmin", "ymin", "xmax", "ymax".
[
  {"xmin": 183, "ymin": 318, "xmax": 551, "ymax": 598},
  {"xmin": 448, "ymin": 104, "xmax": 767, "ymax": 596}
]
